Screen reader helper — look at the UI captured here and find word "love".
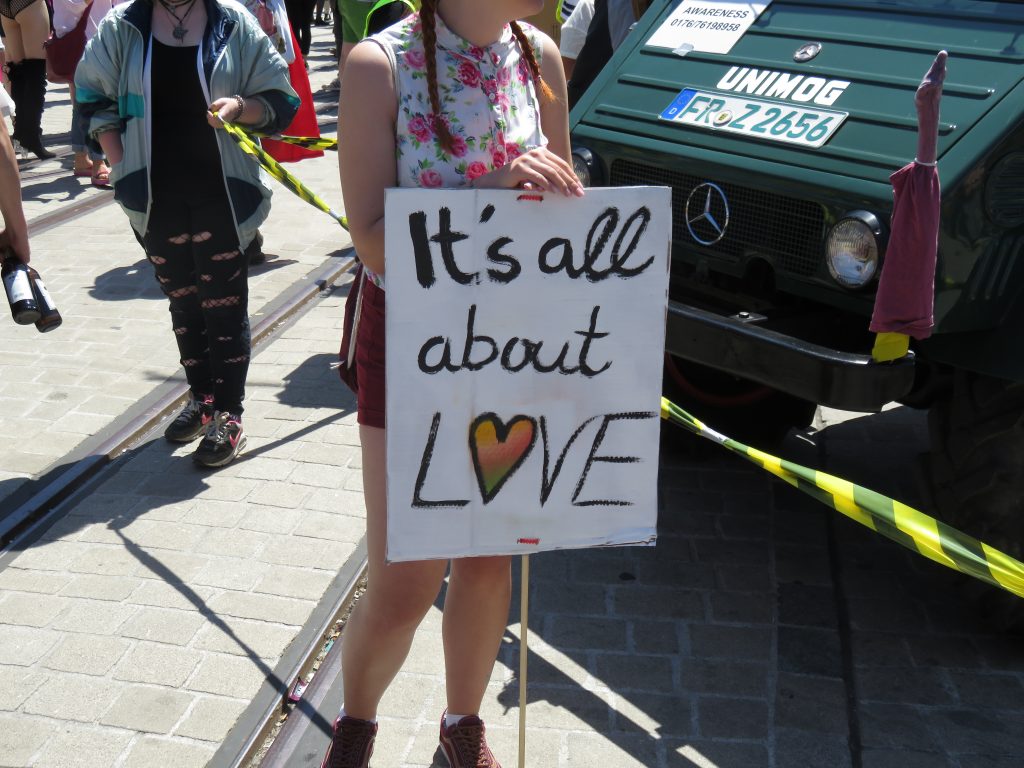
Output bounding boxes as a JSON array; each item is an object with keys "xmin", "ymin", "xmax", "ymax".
[{"xmin": 412, "ymin": 410, "xmax": 656, "ymax": 507}]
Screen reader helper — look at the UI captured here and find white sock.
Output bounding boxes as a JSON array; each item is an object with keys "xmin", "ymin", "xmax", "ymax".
[
  {"xmin": 340, "ymin": 706, "xmax": 377, "ymax": 724},
  {"xmin": 445, "ymin": 712, "xmax": 469, "ymax": 728}
]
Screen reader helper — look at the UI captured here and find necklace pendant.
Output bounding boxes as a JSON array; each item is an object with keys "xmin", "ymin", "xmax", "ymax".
[{"xmin": 173, "ymin": 24, "xmax": 187, "ymax": 41}]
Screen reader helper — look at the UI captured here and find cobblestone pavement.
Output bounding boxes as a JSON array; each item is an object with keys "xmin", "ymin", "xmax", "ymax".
[
  {"xmin": 0, "ymin": 280, "xmax": 364, "ymax": 768},
  {"xmin": 269, "ymin": 406, "xmax": 1024, "ymax": 768},
  {"xmin": 1, "ymin": 28, "xmax": 348, "ymax": 511}
]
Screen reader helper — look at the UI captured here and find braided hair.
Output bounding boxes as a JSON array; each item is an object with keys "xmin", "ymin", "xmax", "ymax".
[
  {"xmin": 419, "ymin": 0, "xmax": 554, "ymax": 153},
  {"xmin": 509, "ymin": 20, "xmax": 555, "ymax": 102}
]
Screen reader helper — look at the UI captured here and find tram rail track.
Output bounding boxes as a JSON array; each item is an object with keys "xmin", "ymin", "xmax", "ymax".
[
  {"xmin": 224, "ymin": 548, "xmax": 368, "ymax": 768},
  {"xmin": 26, "ymin": 185, "xmax": 115, "ymax": 236},
  {"xmin": 0, "ymin": 252, "xmax": 358, "ymax": 548},
  {"xmin": 1, "ymin": 243, "xmax": 368, "ymax": 767},
  {"xmin": 5, "ymin": 67, "xmax": 367, "ymax": 764},
  {"xmin": 5, "ymin": 79, "xmax": 342, "ymax": 544}
]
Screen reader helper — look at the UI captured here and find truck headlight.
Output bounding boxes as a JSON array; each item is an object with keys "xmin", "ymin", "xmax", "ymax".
[
  {"xmin": 571, "ymin": 147, "xmax": 601, "ymax": 187},
  {"xmin": 825, "ymin": 212, "xmax": 883, "ymax": 289}
]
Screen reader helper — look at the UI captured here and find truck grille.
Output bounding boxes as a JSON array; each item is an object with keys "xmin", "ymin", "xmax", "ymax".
[{"xmin": 609, "ymin": 159, "xmax": 825, "ymax": 277}]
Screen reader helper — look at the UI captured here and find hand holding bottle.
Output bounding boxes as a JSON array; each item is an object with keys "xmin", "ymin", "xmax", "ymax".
[
  {"xmin": 0, "ymin": 227, "xmax": 30, "ymax": 265},
  {"xmin": 2, "ymin": 253, "xmax": 39, "ymax": 325}
]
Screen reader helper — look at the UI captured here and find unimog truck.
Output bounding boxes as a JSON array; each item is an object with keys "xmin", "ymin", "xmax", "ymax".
[{"xmin": 569, "ymin": 0, "xmax": 1024, "ymax": 626}]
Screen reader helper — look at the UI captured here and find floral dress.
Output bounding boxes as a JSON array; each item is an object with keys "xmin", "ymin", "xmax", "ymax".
[
  {"xmin": 354, "ymin": 14, "xmax": 548, "ymax": 426},
  {"xmin": 367, "ymin": 12, "xmax": 548, "ymax": 285}
]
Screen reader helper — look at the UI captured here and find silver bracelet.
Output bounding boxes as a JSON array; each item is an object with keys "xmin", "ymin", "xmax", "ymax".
[{"xmin": 914, "ymin": 158, "xmax": 937, "ymax": 166}]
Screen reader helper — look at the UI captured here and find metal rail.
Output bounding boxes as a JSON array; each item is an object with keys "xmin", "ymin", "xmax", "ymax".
[
  {"xmin": 26, "ymin": 186, "xmax": 115, "ymax": 236},
  {"xmin": 0, "ymin": 255, "xmax": 357, "ymax": 548},
  {"xmin": 10, "ymin": 97, "xmax": 367, "ymax": 766},
  {"xmin": 224, "ymin": 551, "xmax": 369, "ymax": 768}
]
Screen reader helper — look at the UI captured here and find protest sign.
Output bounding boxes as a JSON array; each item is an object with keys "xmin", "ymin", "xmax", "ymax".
[{"xmin": 384, "ymin": 187, "xmax": 671, "ymax": 562}]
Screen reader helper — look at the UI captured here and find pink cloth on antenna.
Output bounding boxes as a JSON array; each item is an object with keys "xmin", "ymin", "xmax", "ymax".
[{"xmin": 869, "ymin": 161, "xmax": 941, "ymax": 339}]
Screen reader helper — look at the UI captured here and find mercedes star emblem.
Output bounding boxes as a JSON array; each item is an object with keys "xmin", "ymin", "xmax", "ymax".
[
  {"xmin": 685, "ymin": 182, "xmax": 730, "ymax": 246},
  {"xmin": 794, "ymin": 42, "xmax": 822, "ymax": 62}
]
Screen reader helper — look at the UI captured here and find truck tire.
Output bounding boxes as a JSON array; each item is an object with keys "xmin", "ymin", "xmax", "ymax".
[
  {"xmin": 663, "ymin": 354, "xmax": 816, "ymax": 447},
  {"xmin": 923, "ymin": 370, "xmax": 1024, "ymax": 631}
]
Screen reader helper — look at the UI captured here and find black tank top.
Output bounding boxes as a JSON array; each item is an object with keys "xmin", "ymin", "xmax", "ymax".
[{"xmin": 150, "ymin": 40, "xmax": 225, "ymax": 201}]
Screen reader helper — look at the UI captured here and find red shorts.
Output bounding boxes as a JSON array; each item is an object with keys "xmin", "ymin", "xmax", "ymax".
[{"xmin": 355, "ymin": 278, "xmax": 386, "ymax": 428}]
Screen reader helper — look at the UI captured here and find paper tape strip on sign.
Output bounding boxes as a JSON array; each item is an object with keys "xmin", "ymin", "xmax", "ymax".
[
  {"xmin": 660, "ymin": 397, "xmax": 1024, "ymax": 600},
  {"xmin": 218, "ymin": 119, "xmax": 348, "ymax": 229}
]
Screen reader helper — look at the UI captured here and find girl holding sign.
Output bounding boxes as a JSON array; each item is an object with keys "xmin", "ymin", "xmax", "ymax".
[{"xmin": 329, "ymin": 1, "xmax": 582, "ymax": 766}]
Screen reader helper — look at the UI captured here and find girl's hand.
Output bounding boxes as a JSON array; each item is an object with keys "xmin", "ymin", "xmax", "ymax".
[{"xmin": 473, "ymin": 147, "xmax": 584, "ymax": 197}]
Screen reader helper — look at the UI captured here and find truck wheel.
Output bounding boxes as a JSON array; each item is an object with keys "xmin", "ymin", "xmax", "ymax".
[
  {"xmin": 923, "ymin": 370, "xmax": 1024, "ymax": 631},
  {"xmin": 662, "ymin": 354, "xmax": 816, "ymax": 447}
]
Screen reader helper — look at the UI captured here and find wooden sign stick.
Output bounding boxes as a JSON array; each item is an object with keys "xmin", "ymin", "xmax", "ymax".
[{"xmin": 518, "ymin": 554, "xmax": 530, "ymax": 768}]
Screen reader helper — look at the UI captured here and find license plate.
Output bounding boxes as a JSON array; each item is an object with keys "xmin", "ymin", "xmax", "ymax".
[{"xmin": 660, "ymin": 88, "xmax": 847, "ymax": 148}]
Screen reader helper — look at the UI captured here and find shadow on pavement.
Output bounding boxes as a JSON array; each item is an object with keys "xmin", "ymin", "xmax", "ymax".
[
  {"xmin": 89, "ymin": 258, "xmax": 165, "ymax": 301},
  {"xmin": 20, "ymin": 173, "xmax": 95, "ymax": 205},
  {"xmin": 115, "ymin": 519, "xmax": 334, "ymax": 736},
  {"xmin": 4, "ymin": 348, "xmax": 361, "ymax": 743},
  {"xmin": 248, "ymin": 255, "xmax": 299, "ymax": 276},
  {"xmin": 278, "ymin": 353, "xmax": 347, "ymax": 410},
  {"xmin": 478, "ymin": 407, "xmax": 1024, "ymax": 767}
]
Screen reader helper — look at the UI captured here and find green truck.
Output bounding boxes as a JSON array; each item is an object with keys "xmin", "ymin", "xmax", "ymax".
[{"xmin": 569, "ymin": 0, "xmax": 1024, "ymax": 626}]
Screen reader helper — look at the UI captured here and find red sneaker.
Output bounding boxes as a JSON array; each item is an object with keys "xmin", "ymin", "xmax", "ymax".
[
  {"xmin": 321, "ymin": 715, "xmax": 377, "ymax": 768},
  {"xmin": 439, "ymin": 711, "xmax": 501, "ymax": 768}
]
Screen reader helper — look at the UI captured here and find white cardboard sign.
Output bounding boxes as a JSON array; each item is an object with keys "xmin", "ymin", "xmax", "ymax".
[
  {"xmin": 384, "ymin": 187, "xmax": 671, "ymax": 562},
  {"xmin": 646, "ymin": 0, "xmax": 771, "ymax": 55}
]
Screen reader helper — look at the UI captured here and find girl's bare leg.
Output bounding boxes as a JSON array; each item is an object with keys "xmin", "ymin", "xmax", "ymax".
[
  {"xmin": 0, "ymin": 17, "xmax": 25, "ymax": 63},
  {"xmin": 11, "ymin": 0, "xmax": 50, "ymax": 60},
  {"xmin": 341, "ymin": 424, "xmax": 449, "ymax": 720},
  {"xmin": 443, "ymin": 555, "xmax": 512, "ymax": 714}
]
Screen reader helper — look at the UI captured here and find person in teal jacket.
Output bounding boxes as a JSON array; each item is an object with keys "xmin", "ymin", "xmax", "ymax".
[{"xmin": 75, "ymin": 0, "xmax": 299, "ymax": 468}]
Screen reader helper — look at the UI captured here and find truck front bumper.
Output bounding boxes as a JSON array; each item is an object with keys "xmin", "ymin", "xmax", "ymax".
[{"xmin": 666, "ymin": 301, "xmax": 916, "ymax": 412}]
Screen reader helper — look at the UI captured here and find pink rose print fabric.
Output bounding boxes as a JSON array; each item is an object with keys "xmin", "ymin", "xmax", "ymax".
[{"xmin": 369, "ymin": 13, "xmax": 548, "ymax": 192}]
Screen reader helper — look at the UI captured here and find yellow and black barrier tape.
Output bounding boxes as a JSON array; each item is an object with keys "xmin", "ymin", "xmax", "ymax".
[
  {"xmin": 249, "ymin": 132, "xmax": 339, "ymax": 152},
  {"xmin": 661, "ymin": 397, "xmax": 1024, "ymax": 600},
  {"xmin": 219, "ymin": 117, "xmax": 1023, "ymax": 603},
  {"xmin": 217, "ymin": 118, "xmax": 348, "ymax": 230}
]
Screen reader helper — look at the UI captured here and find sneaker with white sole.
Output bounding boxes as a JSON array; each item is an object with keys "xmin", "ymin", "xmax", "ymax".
[
  {"xmin": 321, "ymin": 715, "xmax": 377, "ymax": 768},
  {"xmin": 439, "ymin": 711, "xmax": 501, "ymax": 768},
  {"xmin": 164, "ymin": 393, "xmax": 214, "ymax": 443},
  {"xmin": 193, "ymin": 411, "xmax": 246, "ymax": 468}
]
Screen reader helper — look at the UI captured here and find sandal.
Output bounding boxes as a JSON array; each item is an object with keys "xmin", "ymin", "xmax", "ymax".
[{"xmin": 91, "ymin": 165, "xmax": 112, "ymax": 189}]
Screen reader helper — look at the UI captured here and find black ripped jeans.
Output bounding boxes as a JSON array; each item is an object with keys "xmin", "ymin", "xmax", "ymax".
[{"xmin": 143, "ymin": 194, "xmax": 251, "ymax": 416}]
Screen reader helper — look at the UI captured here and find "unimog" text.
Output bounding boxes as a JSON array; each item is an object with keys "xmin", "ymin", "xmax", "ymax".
[{"xmin": 716, "ymin": 67, "xmax": 850, "ymax": 106}]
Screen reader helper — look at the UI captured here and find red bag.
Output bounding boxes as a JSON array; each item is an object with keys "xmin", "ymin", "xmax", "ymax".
[
  {"xmin": 337, "ymin": 265, "xmax": 365, "ymax": 394},
  {"xmin": 261, "ymin": 26, "xmax": 324, "ymax": 163},
  {"xmin": 44, "ymin": 2, "xmax": 93, "ymax": 84}
]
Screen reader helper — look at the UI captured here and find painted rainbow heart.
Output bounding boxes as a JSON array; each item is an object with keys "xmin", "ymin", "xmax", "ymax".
[{"xmin": 469, "ymin": 413, "xmax": 538, "ymax": 503}]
